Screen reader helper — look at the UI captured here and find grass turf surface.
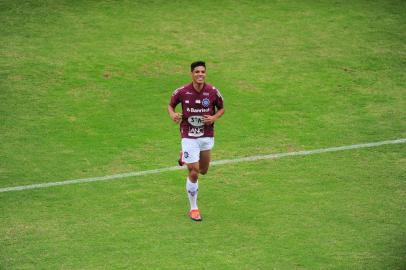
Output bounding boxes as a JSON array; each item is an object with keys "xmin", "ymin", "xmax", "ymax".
[
  {"xmin": 1, "ymin": 0, "xmax": 405, "ymax": 269},
  {"xmin": 1, "ymin": 146, "xmax": 405, "ymax": 269}
]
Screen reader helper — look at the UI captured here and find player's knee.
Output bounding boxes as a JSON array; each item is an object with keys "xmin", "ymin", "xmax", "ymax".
[{"xmin": 189, "ymin": 169, "xmax": 199, "ymax": 181}]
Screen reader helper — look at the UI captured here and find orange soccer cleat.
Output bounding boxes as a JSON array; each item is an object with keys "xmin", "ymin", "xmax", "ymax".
[{"xmin": 188, "ymin": 209, "xmax": 202, "ymax": 221}]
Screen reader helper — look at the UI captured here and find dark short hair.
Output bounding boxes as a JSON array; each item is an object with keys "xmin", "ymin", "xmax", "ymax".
[{"xmin": 191, "ymin": 61, "xmax": 206, "ymax": 72}]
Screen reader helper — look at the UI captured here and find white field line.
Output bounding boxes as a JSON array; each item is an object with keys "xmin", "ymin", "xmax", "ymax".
[{"xmin": 1, "ymin": 138, "xmax": 405, "ymax": 193}]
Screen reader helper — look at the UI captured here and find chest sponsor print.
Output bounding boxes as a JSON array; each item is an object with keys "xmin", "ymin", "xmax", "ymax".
[
  {"xmin": 186, "ymin": 107, "xmax": 209, "ymax": 113},
  {"xmin": 188, "ymin": 126, "xmax": 204, "ymax": 137},
  {"xmin": 188, "ymin": 115, "xmax": 204, "ymax": 127}
]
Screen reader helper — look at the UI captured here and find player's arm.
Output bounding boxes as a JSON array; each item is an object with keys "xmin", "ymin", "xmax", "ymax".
[
  {"xmin": 203, "ymin": 108, "xmax": 224, "ymax": 125},
  {"xmin": 168, "ymin": 88, "xmax": 183, "ymax": 124},
  {"xmin": 168, "ymin": 105, "xmax": 182, "ymax": 124},
  {"xmin": 203, "ymin": 88, "xmax": 225, "ymax": 125}
]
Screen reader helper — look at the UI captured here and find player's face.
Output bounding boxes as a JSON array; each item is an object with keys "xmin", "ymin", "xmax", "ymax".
[{"xmin": 191, "ymin": 66, "xmax": 206, "ymax": 84}]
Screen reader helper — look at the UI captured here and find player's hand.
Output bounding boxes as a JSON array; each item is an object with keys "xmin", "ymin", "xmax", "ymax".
[
  {"xmin": 171, "ymin": 113, "xmax": 182, "ymax": 124},
  {"xmin": 203, "ymin": 115, "xmax": 217, "ymax": 125}
]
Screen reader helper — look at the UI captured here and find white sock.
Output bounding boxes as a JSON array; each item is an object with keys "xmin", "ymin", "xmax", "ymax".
[{"xmin": 186, "ymin": 177, "xmax": 199, "ymax": 210}]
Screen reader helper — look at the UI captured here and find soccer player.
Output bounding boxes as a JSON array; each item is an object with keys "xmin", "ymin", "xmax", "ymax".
[{"xmin": 167, "ymin": 61, "xmax": 225, "ymax": 221}]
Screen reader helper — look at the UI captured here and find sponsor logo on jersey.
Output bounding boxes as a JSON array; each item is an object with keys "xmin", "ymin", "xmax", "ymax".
[
  {"xmin": 188, "ymin": 126, "xmax": 204, "ymax": 137},
  {"xmin": 185, "ymin": 100, "xmax": 189, "ymax": 104},
  {"xmin": 195, "ymin": 100, "xmax": 201, "ymax": 104},
  {"xmin": 203, "ymin": 92, "xmax": 209, "ymax": 96},
  {"xmin": 202, "ymin": 98, "xmax": 210, "ymax": 108},
  {"xmin": 188, "ymin": 116, "xmax": 204, "ymax": 127},
  {"xmin": 186, "ymin": 108, "xmax": 210, "ymax": 113}
]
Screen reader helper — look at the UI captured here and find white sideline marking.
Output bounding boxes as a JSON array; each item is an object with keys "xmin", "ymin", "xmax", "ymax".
[{"xmin": 1, "ymin": 138, "xmax": 405, "ymax": 193}]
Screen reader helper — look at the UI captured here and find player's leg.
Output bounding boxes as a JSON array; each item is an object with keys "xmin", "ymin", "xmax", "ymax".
[
  {"xmin": 199, "ymin": 150, "xmax": 211, "ymax": 175},
  {"xmin": 181, "ymin": 139, "xmax": 202, "ymax": 221},
  {"xmin": 187, "ymin": 162, "xmax": 200, "ymax": 183},
  {"xmin": 182, "ymin": 139, "xmax": 200, "ymax": 183},
  {"xmin": 186, "ymin": 162, "xmax": 201, "ymax": 221},
  {"xmin": 198, "ymin": 137, "xmax": 214, "ymax": 175}
]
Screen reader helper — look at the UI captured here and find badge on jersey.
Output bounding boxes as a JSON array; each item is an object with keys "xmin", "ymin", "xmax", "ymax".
[{"xmin": 202, "ymin": 98, "xmax": 210, "ymax": 108}]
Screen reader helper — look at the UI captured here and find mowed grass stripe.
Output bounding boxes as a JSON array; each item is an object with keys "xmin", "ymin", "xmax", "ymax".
[{"xmin": 1, "ymin": 138, "xmax": 405, "ymax": 193}]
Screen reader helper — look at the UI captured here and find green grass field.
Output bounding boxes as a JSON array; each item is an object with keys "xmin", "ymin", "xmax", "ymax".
[{"xmin": 1, "ymin": 0, "xmax": 405, "ymax": 269}]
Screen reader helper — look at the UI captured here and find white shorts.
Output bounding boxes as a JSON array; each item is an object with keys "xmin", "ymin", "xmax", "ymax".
[{"xmin": 181, "ymin": 137, "xmax": 215, "ymax": 164}]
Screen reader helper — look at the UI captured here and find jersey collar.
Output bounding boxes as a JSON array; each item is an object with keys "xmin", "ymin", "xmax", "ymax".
[{"xmin": 191, "ymin": 82, "xmax": 205, "ymax": 93}]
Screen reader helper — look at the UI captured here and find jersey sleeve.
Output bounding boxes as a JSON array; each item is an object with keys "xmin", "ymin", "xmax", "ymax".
[
  {"xmin": 169, "ymin": 88, "xmax": 182, "ymax": 108},
  {"xmin": 214, "ymin": 88, "xmax": 224, "ymax": 110}
]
